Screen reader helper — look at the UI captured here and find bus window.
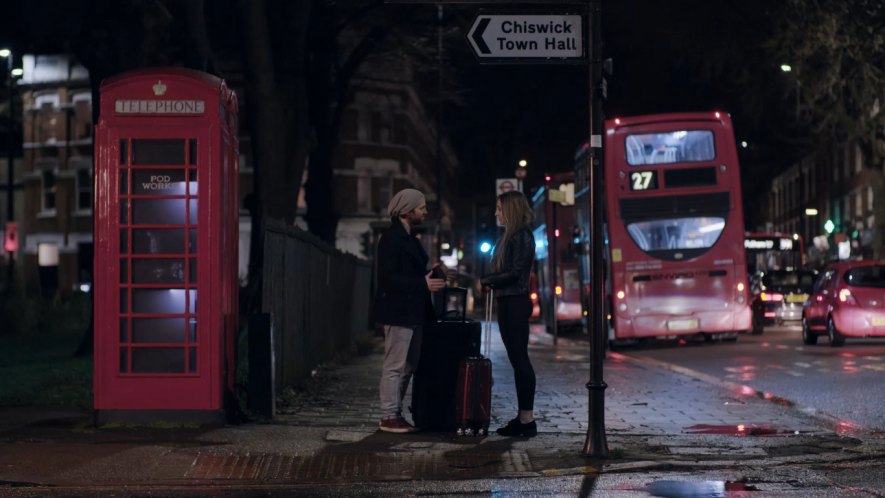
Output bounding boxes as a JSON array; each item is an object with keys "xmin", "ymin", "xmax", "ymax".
[
  {"xmin": 626, "ymin": 216, "xmax": 725, "ymax": 259},
  {"xmin": 625, "ymin": 130, "xmax": 716, "ymax": 165}
]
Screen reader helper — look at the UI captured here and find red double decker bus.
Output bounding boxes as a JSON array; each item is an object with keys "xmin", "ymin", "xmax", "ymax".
[
  {"xmin": 603, "ymin": 112, "xmax": 751, "ymax": 342},
  {"xmin": 531, "ymin": 172, "xmax": 584, "ymax": 334}
]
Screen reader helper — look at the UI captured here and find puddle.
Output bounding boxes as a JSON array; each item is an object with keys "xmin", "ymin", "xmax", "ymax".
[
  {"xmin": 683, "ymin": 424, "xmax": 780, "ymax": 436},
  {"xmin": 646, "ymin": 480, "xmax": 757, "ymax": 497}
]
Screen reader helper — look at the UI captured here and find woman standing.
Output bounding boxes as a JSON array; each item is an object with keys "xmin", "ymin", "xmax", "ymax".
[{"xmin": 480, "ymin": 190, "xmax": 537, "ymax": 437}]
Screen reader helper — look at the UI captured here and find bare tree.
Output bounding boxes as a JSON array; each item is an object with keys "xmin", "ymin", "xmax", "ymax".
[{"xmin": 768, "ymin": 0, "xmax": 885, "ymax": 255}]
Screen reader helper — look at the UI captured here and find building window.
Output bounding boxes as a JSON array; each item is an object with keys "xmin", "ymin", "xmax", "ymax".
[
  {"xmin": 76, "ymin": 166, "xmax": 93, "ymax": 211},
  {"xmin": 357, "ymin": 173, "xmax": 371, "ymax": 212},
  {"xmin": 357, "ymin": 110, "xmax": 370, "ymax": 141},
  {"xmin": 854, "ymin": 144, "xmax": 860, "ymax": 174},
  {"xmin": 42, "ymin": 168, "xmax": 57, "ymax": 212},
  {"xmin": 72, "ymin": 91, "xmax": 93, "ymax": 142},
  {"xmin": 34, "ymin": 91, "xmax": 60, "ymax": 109}
]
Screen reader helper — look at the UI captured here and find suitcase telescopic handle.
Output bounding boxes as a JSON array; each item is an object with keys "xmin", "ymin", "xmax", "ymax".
[{"xmin": 484, "ymin": 290, "xmax": 493, "ymax": 357}]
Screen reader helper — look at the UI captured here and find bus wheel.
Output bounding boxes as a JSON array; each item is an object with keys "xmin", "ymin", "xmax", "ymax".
[
  {"xmin": 827, "ymin": 317, "xmax": 845, "ymax": 347},
  {"xmin": 721, "ymin": 332, "xmax": 738, "ymax": 342},
  {"xmin": 801, "ymin": 317, "xmax": 818, "ymax": 345}
]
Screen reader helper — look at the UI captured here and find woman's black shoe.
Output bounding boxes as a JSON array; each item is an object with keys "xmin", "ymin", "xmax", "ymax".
[{"xmin": 496, "ymin": 418, "xmax": 537, "ymax": 437}]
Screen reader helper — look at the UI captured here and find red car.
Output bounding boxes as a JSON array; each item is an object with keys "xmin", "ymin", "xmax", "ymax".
[{"xmin": 802, "ymin": 261, "xmax": 885, "ymax": 346}]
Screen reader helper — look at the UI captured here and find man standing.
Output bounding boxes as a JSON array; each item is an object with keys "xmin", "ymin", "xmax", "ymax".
[{"xmin": 373, "ymin": 188, "xmax": 446, "ymax": 433}]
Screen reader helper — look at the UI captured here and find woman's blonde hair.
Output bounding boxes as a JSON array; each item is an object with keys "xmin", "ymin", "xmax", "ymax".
[{"xmin": 492, "ymin": 190, "xmax": 534, "ymax": 271}]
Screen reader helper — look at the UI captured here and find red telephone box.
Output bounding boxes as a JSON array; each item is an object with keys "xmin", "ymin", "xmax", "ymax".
[{"xmin": 93, "ymin": 68, "xmax": 239, "ymax": 421}]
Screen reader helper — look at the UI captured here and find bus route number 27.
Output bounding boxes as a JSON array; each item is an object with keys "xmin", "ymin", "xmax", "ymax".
[{"xmin": 629, "ymin": 170, "xmax": 657, "ymax": 191}]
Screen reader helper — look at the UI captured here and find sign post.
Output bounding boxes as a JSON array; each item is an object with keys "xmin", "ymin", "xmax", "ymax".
[{"xmin": 582, "ymin": 0, "xmax": 608, "ymax": 459}]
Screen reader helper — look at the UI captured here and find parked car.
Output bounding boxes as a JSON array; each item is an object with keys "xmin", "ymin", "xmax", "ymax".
[
  {"xmin": 802, "ymin": 261, "xmax": 885, "ymax": 347},
  {"xmin": 749, "ymin": 269, "xmax": 817, "ymax": 334}
]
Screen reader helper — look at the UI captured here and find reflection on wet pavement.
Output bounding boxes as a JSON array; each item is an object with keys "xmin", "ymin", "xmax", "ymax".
[
  {"xmin": 645, "ymin": 479, "xmax": 756, "ymax": 497},
  {"xmin": 683, "ymin": 423, "xmax": 779, "ymax": 436}
]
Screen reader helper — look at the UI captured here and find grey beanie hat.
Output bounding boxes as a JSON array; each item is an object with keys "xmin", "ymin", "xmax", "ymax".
[{"xmin": 387, "ymin": 188, "xmax": 426, "ymax": 217}]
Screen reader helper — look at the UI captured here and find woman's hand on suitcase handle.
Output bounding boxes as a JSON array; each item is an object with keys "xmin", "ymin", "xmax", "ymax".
[{"xmin": 425, "ymin": 271, "xmax": 447, "ymax": 292}]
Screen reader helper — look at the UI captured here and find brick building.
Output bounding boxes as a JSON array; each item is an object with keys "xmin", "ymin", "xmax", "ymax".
[
  {"xmin": 17, "ymin": 54, "xmax": 93, "ymax": 292},
  {"xmin": 759, "ymin": 142, "xmax": 877, "ymax": 265}
]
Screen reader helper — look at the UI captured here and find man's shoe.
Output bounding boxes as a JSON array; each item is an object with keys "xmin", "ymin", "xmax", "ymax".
[
  {"xmin": 496, "ymin": 418, "xmax": 537, "ymax": 437},
  {"xmin": 379, "ymin": 417, "xmax": 417, "ymax": 434}
]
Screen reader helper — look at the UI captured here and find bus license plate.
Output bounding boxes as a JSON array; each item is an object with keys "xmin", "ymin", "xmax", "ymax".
[
  {"xmin": 873, "ymin": 317, "xmax": 885, "ymax": 326},
  {"xmin": 786, "ymin": 293, "xmax": 808, "ymax": 303},
  {"xmin": 667, "ymin": 319, "xmax": 698, "ymax": 331}
]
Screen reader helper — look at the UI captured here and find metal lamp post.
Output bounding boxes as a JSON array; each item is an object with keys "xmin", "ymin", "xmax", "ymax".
[
  {"xmin": 0, "ymin": 48, "xmax": 15, "ymax": 283},
  {"xmin": 780, "ymin": 64, "xmax": 800, "ymax": 119}
]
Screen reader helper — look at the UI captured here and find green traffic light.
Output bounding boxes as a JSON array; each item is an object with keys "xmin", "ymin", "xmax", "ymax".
[{"xmin": 824, "ymin": 219, "xmax": 835, "ymax": 234}]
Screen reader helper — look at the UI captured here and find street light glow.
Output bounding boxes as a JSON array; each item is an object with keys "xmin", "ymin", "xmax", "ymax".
[
  {"xmin": 805, "ymin": 208, "xmax": 819, "ymax": 216},
  {"xmin": 518, "ymin": 159, "xmax": 527, "ymax": 168},
  {"xmin": 780, "ymin": 64, "xmax": 792, "ymax": 72},
  {"xmin": 0, "ymin": 49, "xmax": 10, "ymax": 58},
  {"xmin": 10, "ymin": 68, "xmax": 22, "ymax": 77}
]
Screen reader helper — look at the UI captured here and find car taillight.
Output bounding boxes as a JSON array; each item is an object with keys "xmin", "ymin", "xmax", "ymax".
[
  {"xmin": 760, "ymin": 292, "xmax": 784, "ymax": 302},
  {"xmin": 839, "ymin": 288, "xmax": 857, "ymax": 305}
]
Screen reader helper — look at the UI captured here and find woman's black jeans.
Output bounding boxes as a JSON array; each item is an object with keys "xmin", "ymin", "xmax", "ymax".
[{"xmin": 496, "ymin": 294, "xmax": 535, "ymax": 411}]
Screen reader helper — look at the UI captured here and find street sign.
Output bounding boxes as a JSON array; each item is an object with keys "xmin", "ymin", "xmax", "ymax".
[
  {"xmin": 496, "ymin": 178, "xmax": 518, "ymax": 196},
  {"xmin": 514, "ymin": 168, "xmax": 527, "ymax": 180},
  {"xmin": 467, "ymin": 14, "xmax": 584, "ymax": 62}
]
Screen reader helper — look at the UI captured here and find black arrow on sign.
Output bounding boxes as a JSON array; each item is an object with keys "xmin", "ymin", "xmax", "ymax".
[{"xmin": 472, "ymin": 17, "xmax": 491, "ymax": 54}]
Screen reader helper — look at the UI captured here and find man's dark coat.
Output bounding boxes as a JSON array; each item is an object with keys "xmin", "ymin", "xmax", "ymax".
[{"xmin": 373, "ymin": 219, "xmax": 435, "ymax": 327}]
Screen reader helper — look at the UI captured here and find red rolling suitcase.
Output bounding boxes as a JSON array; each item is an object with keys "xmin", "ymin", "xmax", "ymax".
[{"xmin": 454, "ymin": 290, "xmax": 493, "ymax": 436}]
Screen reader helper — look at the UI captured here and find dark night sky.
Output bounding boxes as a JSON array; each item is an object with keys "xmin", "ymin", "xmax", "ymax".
[{"xmin": 1, "ymin": 1, "xmax": 791, "ymax": 221}]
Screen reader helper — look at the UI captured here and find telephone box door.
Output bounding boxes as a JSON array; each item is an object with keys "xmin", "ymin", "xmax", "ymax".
[{"xmin": 95, "ymin": 125, "xmax": 221, "ymax": 410}]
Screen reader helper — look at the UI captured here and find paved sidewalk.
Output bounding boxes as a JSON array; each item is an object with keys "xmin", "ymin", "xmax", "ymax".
[
  {"xmin": 1, "ymin": 322, "xmax": 883, "ymax": 494},
  {"xmin": 278, "ymin": 323, "xmax": 828, "ymax": 437}
]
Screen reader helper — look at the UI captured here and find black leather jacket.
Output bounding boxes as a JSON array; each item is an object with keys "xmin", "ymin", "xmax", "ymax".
[{"xmin": 480, "ymin": 228, "xmax": 535, "ymax": 298}]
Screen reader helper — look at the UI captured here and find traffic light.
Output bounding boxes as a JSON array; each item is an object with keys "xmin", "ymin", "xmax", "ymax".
[
  {"xmin": 824, "ymin": 219, "xmax": 835, "ymax": 234},
  {"xmin": 570, "ymin": 225, "xmax": 583, "ymax": 255}
]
